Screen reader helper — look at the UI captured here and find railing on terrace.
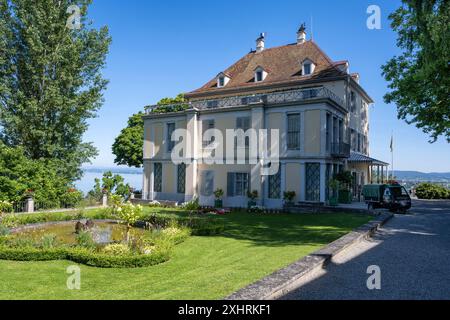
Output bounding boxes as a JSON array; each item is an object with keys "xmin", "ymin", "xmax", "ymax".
[
  {"xmin": 4, "ymin": 201, "xmax": 27, "ymax": 214},
  {"xmin": 2, "ymin": 198, "xmax": 104, "ymax": 215},
  {"xmin": 331, "ymin": 142, "xmax": 351, "ymax": 159},
  {"xmin": 34, "ymin": 201, "xmax": 81, "ymax": 212},
  {"xmin": 145, "ymin": 87, "xmax": 346, "ymax": 114}
]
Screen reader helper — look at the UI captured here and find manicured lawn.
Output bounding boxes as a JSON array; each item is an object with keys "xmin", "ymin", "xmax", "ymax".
[{"xmin": 0, "ymin": 211, "xmax": 371, "ymax": 300}]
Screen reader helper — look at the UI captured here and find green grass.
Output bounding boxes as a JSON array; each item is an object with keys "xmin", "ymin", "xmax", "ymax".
[{"xmin": 0, "ymin": 211, "xmax": 371, "ymax": 300}]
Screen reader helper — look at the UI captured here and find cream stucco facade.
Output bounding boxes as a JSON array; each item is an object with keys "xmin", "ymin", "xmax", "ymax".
[{"xmin": 141, "ymin": 31, "xmax": 388, "ymax": 208}]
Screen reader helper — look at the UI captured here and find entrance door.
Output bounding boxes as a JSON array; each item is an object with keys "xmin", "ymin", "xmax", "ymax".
[
  {"xmin": 306, "ymin": 163, "xmax": 321, "ymax": 202},
  {"xmin": 352, "ymin": 172, "xmax": 358, "ymax": 199}
]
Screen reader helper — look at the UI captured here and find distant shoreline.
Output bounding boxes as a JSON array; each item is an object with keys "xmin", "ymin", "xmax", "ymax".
[
  {"xmin": 82, "ymin": 167, "xmax": 143, "ymax": 175},
  {"xmin": 80, "ymin": 167, "xmax": 450, "ymax": 181}
]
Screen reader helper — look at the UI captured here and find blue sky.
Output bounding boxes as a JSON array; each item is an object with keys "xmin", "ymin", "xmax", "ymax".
[{"xmin": 84, "ymin": 0, "xmax": 449, "ymax": 172}]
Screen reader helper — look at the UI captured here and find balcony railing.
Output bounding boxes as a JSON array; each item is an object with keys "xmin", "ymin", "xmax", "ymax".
[
  {"xmin": 331, "ymin": 142, "xmax": 351, "ymax": 158},
  {"xmin": 145, "ymin": 87, "xmax": 346, "ymax": 114}
]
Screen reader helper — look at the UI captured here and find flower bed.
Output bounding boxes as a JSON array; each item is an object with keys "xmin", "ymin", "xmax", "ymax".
[{"xmin": 0, "ymin": 204, "xmax": 195, "ymax": 268}]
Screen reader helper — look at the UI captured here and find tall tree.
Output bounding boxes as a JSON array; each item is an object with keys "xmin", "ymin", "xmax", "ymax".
[
  {"xmin": 112, "ymin": 112, "xmax": 145, "ymax": 168},
  {"xmin": 0, "ymin": 0, "xmax": 111, "ymax": 181},
  {"xmin": 382, "ymin": 0, "xmax": 450, "ymax": 142},
  {"xmin": 112, "ymin": 94, "xmax": 186, "ymax": 168}
]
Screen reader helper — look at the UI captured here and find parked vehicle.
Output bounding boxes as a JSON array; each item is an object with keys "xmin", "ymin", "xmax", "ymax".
[{"xmin": 363, "ymin": 184, "xmax": 412, "ymax": 213}]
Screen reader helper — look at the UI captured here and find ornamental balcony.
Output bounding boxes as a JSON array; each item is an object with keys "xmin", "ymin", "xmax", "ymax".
[
  {"xmin": 331, "ymin": 142, "xmax": 351, "ymax": 158},
  {"xmin": 145, "ymin": 87, "xmax": 346, "ymax": 115}
]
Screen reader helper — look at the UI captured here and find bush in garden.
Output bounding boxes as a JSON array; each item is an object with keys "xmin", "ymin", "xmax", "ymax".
[
  {"xmin": 116, "ymin": 202, "xmax": 143, "ymax": 242},
  {"xmin": 116, "ymin": 203, "xmax": 143, "ymax": 226},
  {"xmin": 109, "ymin": 194, "xmax": 124, "ymax": 214},
  {"xmin": 88, "ymin": 171, "xmax": 132, "ymax": 201},
  {"xmin": 415, "ymin": 183, "xmax": 450, "ymax": 200},
  {"xmin": 59, "ymin": 189, "xmax": 84, "ymax": 208},
  {"xmin": 181, "ymin": 198, "xmax": 200, "ymax": 211},
  {"xmin": 102, "ymin": 243, "xmax": 131, "ymax": 256},
  {"xmin": 0, "ymin": 200, "xmax": 13, "ymax": 215},
  {"xmin": 40, "ymin": 234, "xmax": 58, "ymax": 249},
  {"xmin": 161, "ymin": 226, "xmax": 191, "ymax": 245},
  {"xmin": 0, "ymin": 225, "xmax": 11, "ymax": 236},
  {"xmin": 75, "ymin": 231, "xmax": 96, "ymax": 249}
]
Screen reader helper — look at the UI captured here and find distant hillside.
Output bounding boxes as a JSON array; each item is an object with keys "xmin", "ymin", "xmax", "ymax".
[
  {"xmin": 394, "ymin": 171, "xmax": 450, "ymax": 181},
  {"xmin": 80, "ymin": 167, "xmax": 450, "ymax": 181}
]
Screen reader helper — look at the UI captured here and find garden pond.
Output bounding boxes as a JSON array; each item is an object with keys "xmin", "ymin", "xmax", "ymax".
[{"xmin": 11, "ymin": 220, "xmax": 150, "ymax": 246}]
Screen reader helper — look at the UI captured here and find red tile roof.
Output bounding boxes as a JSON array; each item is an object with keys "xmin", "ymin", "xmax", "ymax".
[{"xmin": 187, "ymin": 40, "xmax": 348, "ymax": 98}]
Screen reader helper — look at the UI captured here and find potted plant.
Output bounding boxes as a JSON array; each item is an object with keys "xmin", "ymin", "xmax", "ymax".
[
  {"xmin": 247, "ymin": 190, "xmax": 259, "ymax": 208},
  {"xmin": 283, "ymin": 191, "xmax": 296, "ymax": 207},
  {"xmin": 23, "ymin": 189, "xmax": 34, "ymax": 199},
  {"xmin": 328, "ymin": 179, "xmax": 339, "ymax": 206},
  {"xmin": 214, "ymin": 189, "xmax": 224, "ymax": 208}
]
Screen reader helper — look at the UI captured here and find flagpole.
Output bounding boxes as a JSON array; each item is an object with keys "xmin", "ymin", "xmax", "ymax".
[{"xmin": 391, "ymin": 132, "xmax": 394, "ymax": 181}]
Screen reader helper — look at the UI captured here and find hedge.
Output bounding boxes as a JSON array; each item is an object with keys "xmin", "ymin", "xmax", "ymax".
[
  {"xmin": 0, "ymin": 246, "xmax": 170, "ymax": 268},
  {"xmin": 415, "ymin": 183, "xmax": 450, "ymax": 200}
]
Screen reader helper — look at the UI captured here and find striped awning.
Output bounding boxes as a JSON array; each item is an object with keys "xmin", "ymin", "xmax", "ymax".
[{"xmin": 348, "ymin": 152, "xmax": 389, "ymax": 166}]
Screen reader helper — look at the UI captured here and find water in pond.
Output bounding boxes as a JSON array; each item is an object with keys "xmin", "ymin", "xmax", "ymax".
[{"xmin": 16, "ymin": 221, "xmax": 150, "ymax": 245}]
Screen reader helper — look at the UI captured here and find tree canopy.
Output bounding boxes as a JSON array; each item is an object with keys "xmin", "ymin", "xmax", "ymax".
[
  {"xmin": 112, "ymin": 112, "xmax": 145, "ymax": 168},
  {"xmin": 112, "ymin": 94, "xmax": 186, "ymax": 168},
  {"xmin": 0, "ymin": 142, "xmax": 71, "ymax": 207},
  {"xmin": 0, "ymin": 0, "xmax": 112, "ymax": 181},
  {"xmin": 382, "ymin": 0, "xmax": 450, "ymax": 142}
]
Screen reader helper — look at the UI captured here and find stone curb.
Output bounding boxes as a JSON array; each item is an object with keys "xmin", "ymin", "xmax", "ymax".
[{"xmin": 225, "ymin": 212, "xmax": 394, "ymax": 300}]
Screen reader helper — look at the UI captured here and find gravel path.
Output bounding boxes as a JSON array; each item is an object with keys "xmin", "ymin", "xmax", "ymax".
[{"xmin": 281, "ymin": 200, "xmax": 450, "ymax": 300}]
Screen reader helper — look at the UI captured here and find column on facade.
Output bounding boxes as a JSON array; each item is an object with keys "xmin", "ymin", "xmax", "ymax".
[
  {"xmin": 251, "ymin": 106, "xmax": 265, "ymax": 205},
  {"xmin": 142, "ymin": 164, "xmax": 150, "ymax": 200},
  {"xmin": 142, "ymin": 119, "xmax": 153, "ymax": 200},
  {"xmin": 299, "ymin": 163, "xmax": 306, "ymax": 201},
  {"xmin": 185, "ymin": 110, "xmax": 199, "ymax": 202}
]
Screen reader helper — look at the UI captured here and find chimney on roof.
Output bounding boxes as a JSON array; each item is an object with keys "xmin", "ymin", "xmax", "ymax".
[
  {"xmin": 256, "ymin": 33, "xmax": 265, "ymax": 53},
  {"xmin": 297, "ymin": 23, "xmax": 307, "ymax": 44}
]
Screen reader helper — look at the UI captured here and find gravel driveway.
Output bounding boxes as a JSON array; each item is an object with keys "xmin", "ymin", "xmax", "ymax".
[{"xmin": 281, "ymin": 200, "xmax": 450, "ymax": 300}]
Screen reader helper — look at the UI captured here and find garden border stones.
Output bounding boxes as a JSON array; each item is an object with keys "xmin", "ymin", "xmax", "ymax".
[{"xmin": 225, "ymin": 212, "xmax": 394, "ymax": 300}]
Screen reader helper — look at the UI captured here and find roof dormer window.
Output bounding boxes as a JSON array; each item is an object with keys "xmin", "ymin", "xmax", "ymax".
[
  {"xmin": 217, "ymin": 72, "xmax": 230, "ymax": 88},
  {"xmin": 218, "ymin": 76, "xmax": 225, "ymax": 87},
  {"xmin": 256, "ymin": 71, "xmax": 263, "ymax": 82},
  {"xmin": 302, "ymin": 59, "xmax": 316, "ymax": 76},
  {"xmin": 254, "ymin": 67, "xmax": 267, "ymax": 82}
]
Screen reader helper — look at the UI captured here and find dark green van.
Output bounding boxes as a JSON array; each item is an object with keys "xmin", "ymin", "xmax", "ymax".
[{"xmin": 363, "ymin": 184, "xmax": 412, "ymax": 213}]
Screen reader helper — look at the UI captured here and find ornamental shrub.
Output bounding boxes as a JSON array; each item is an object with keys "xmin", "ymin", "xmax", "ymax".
[
  {"xmin": 102, "ymin": 243, "xmax": 131, "ymax": 256},
  {"xmin": 415, "ymin": 183, "xmax": 450, "ymax": 200}
]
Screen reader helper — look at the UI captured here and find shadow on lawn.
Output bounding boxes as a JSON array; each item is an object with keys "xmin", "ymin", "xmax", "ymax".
[
  {"xmin": 216, "ymin": 213, "xmax": 370, "ymax": 247},
  {"xmin": 142, "ymin": 208, "xmax": 371, "ymax": 248}
]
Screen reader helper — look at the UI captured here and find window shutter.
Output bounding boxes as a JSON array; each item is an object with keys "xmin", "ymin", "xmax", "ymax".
[
  {"xmin": 227, "ymin": 173, "xmax": 235, "ymax": 197},
  {"xmin": 201, "ymin": 171, "xmax": 214, "ymax": 196}
]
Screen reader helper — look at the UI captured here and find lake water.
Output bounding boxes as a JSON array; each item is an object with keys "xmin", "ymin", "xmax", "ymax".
[{"xmin": 76, "ymin": 171, "xmax": 143, "ymax": 195}]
